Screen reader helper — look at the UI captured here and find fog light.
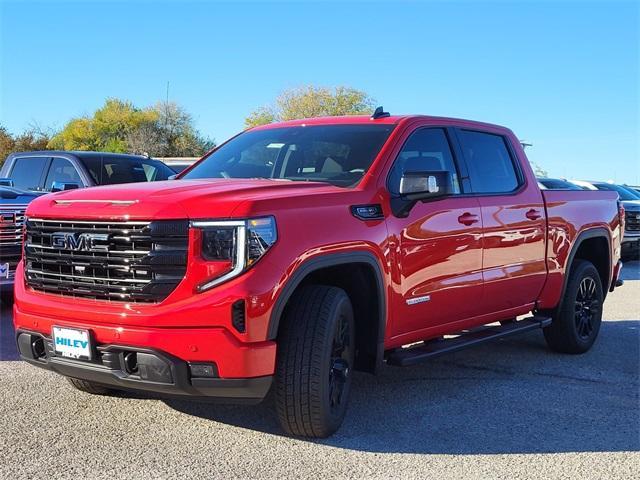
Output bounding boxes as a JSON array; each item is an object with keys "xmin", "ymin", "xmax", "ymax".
[
  {"xmin": 189, "ymin": 363, "xmax": 218, "ymax": 378},
  {"xmin": 123, "ymin": 352, "xmax": 138, "ymax": 374},
  {"xmin": 32, "ymin": 337, "xmax": 45, "ymax": 358}
]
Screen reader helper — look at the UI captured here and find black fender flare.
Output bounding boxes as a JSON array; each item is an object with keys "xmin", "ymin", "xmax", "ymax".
[
  {"xmin": 555, "ymin": 227, "xmax": 611, "ymax": 308},
  {"xmin": 267, "ymin": 251, "xmax": 387, "ymax": 370}
]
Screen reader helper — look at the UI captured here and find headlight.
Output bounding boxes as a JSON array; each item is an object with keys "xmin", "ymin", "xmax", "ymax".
[{"xmin": 192, "ymin": 217, "xmax": 277, "ymax": 292}]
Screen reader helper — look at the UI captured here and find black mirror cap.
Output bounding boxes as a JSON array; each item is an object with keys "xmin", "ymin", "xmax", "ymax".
[{"xmin": 0, "ymin": 178, "xmax": 14, "ymax": 187}]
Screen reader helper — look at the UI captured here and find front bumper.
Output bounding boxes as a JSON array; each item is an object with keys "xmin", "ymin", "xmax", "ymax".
[{"xmin": 16, "ymin": 329, "xmax": 273, "ymax": 402}]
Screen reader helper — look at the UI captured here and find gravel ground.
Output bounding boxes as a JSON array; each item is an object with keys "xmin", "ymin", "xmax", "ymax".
[{"xmin": 0, "ymin": 262, "xmax": 638, "ymax": 479}]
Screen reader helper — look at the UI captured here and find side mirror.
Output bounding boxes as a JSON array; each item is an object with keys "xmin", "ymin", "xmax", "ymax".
[
  {"xmin": 50, "ymin": 181, "xmax": 80, "ymax": 193},
  {"xmin": 168, "ymin": 174, "xmax": 178, "ymax": 180},
  {"xmin": 391, "ymin": 170, "xmax": 453, "ymax": 218},
  {"xmin": 0, "ymin": 178, "xmax": 14, "ymax": 187},
  {"xmin": 399, "ymin": 171, "xmax": 452, "ymax": 200}
]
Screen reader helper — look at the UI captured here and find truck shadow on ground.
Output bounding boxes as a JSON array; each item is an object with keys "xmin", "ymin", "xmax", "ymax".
[{"xmin": 165, "ymin": 319, "xmax": 640, "ymax": 455}]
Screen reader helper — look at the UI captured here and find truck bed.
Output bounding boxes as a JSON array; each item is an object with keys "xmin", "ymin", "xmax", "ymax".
[{"xmin": 538, "ymin": 189, "xmax": 622, "ymax": 309}]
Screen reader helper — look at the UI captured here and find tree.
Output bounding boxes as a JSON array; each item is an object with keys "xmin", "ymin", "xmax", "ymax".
[
  {"xmin": 0, "ymin": 126, "xmax": 14, "ymax": 166},
  {"xmin": 48, "ymin": 98, "xmax": 215, "ymax": 157},
  {"xmin": 0, "ymin": 125, "xmax": 52, "ymax": 168},
  {"xmin": 245, "ymin": 86, "xmax": 376, "ymax": 128},
  {"xmin": 49, "ymin": 99, "xmax": 157, "ymax": 152}
]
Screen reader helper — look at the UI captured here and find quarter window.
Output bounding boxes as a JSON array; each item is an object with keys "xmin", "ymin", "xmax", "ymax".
[
  {"xmin": 457, "ymin": 130, "xmax": 520, "ymax": 193},
  {"xmin": 388, "ymin": 128, "xmax": 460, "ymax": 195}
]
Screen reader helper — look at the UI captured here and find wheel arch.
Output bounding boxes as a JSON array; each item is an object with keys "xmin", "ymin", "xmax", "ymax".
[
  {"xmin": 558, "ymin": 227, "xmax": 611, "ymax": 307},
  {"xmin": 268, "ymin": 251, "xmax": 387, "ymax": 374}
]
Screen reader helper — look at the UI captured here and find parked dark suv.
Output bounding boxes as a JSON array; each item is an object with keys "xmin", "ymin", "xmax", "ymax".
[
  {"xmin": 0, "ymin": 151, "xmax": 175, "ymax": 193},
  {"xmin": 0, "ymin": 151, "xmax": 175, "ymax": 299}
]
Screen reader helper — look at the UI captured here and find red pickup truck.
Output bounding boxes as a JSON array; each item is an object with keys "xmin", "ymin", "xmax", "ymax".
[{"xmin": 14, "ymin": 111, "xmax": 624, "ymax": 437}]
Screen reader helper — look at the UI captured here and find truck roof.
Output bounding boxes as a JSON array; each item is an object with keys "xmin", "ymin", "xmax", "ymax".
[
  {"xmin": 7, "ymin": 151, "xmax": 150, "ymax": 160},
  {"xmin": 251, "ymin": 114, "xmax": 512, "ymax": 133}
]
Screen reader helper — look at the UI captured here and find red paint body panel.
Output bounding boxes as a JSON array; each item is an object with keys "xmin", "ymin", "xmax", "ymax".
[
  {"xmin": 537, "ymin": 189, "xmax": 621, "ymax": 310},
  {"xmin": 13, "ymin": 115, "xmax": 622, "ymax": 392}
]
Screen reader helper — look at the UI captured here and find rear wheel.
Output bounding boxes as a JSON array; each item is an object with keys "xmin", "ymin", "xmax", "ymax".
[
  {"xmin": 67, "ymin": 377, "xmax": 113, "ymax": 395},
  {"xmin": 275, "ymin": 285, "xmax": 355, "ymax": 438},
  {"xmin": 543, "ymin": 260, "xmax": 603, "ymax": 354}
]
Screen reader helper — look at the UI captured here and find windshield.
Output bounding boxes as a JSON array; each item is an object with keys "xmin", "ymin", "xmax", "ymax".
[
  {"xmin": 593, "ymin": 183, "xmax": 640, "ymax": 201},
  {"xmin": 182, "ymin": 124, "xmax": 395, "ymax": 187},
  {"xmin": 80, "ymin": 156, "xmax": 174, "ymax": 185}
]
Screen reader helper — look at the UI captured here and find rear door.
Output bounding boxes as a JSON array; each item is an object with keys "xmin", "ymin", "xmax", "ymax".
[
  {"xmin": 385, "ymin": 126, "xmax": 484, "ymax": 342},
  {"xmin": 456, "ymin": 128, "xmax": 547, "ymax": 314}
]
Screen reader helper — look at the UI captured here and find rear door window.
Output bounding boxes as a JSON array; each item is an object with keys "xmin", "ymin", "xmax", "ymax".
[
  {"xmin": 457, "ymin": 130, "xmax": 520, "ymax": 194},
  {"xmin": 9, "ymin": 157, "xmax": 49, "ymax": 191}
]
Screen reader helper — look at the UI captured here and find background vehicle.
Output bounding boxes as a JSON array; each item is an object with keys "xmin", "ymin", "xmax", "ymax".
[
  {"xmin": 159, "ymin": 157, "xmax": 198, "ymax": 174},
  {"xmin": 570, "ymin": 180, "xmax": 640, "ymax": 259},
  {"xmin": 537, "ymin": 177, "xmax": 585, "ymax": 190},
  {"xmin": 14, "ymin": 113, "xmax": 623, "ymax": 438},
  {"xmin": 0, "ymin": 151, "xmax": 175, "ymax": 193},
  {"xmin": 0, "ymin": 186, "xmax": 42, "ymax": 302},
  {"xmin": 0, "ymin": 151, "xmax": 175, "ymax": 296}
]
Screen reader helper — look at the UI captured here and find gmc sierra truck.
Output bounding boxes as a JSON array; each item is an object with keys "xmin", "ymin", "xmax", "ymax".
[{"xmin": 14, "ymin": 111, "xmax": 624, "ymax": 438}]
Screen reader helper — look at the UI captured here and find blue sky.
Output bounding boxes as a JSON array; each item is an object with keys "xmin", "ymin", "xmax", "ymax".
[{"xmin": 1, "ymin": 1, "xmax": 638, "ymax": 183}]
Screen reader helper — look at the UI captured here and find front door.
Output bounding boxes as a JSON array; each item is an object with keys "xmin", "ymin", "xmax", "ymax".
[{"xmin": 385, "ymin": 127, "xmax": 484, "ymax": 344}]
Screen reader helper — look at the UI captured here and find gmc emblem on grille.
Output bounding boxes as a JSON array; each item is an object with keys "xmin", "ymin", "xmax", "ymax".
[
  {"xmin": 0, "ymin": 213, "xmax": 15, "ymax": 224},
  {"xmin": 51, "ymin": 232, "xmax": 109, "ymax": 252}
]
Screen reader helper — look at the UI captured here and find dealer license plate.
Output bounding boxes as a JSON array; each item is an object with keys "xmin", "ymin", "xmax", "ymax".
[{"xmin": 52, "ymin": 326, "xmax": 92, "ymax": 360}]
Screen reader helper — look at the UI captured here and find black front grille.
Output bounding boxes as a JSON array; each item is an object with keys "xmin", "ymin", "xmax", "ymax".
[
  {"xmin": 626, "ymin": 210, "xmax": 640, "ymax": 232},
  {"xmin": 24, "ymin": 218, "xmax": 189, "ymax": 302},
  {"xmin": 0, "ymin": 204, "xmax": 27, "ymax": 281}
]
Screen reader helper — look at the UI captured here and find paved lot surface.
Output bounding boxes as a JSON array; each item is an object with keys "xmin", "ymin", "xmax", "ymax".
[{"xmin": 1, "ymin": 262, "xmax": 638, "ymax": 479}]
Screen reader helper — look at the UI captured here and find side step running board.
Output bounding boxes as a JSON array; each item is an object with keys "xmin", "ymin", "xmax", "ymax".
[{"xmin": 386, "ymin": 316, "xmax": 552, "ymax": 367}]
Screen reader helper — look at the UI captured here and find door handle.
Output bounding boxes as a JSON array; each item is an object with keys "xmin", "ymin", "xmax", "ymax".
[
  {"xmin": 458, "ymin": 212, "xmax": 480, "ymax": 226},
  {"xmin": 526, "ymin": 209, "xmax": 542, "ymax": 220}
]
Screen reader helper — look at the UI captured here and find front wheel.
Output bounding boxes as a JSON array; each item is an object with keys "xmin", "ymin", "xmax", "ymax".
[
  {"xmin": 275, "ymin": 285, "xmax": 355, "ymax": 438},
  {"xmin": 543, "ymin": 259, "xmax": 604, "ymax": 354}
]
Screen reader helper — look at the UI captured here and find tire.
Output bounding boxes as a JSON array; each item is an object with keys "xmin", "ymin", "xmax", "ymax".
[
  {"xmin": 543, "ymin": 259, "xmax": 604, "ymax": 354},
  {"xmin": 67, "ymin": 377, "xmax": 113, "ymax": 395},
  {"xmin": 275, "ymin": 285, "xmax": 355, "ymax": 438}
]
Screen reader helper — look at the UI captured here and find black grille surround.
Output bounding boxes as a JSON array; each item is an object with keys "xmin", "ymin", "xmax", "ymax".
[
  {"xmin": 626, "ymin": 210, "xmax": 640, "ymax": 232},
  {"xmin": 24, "ymin": 218, "xmax": 188, "ymax": 303}
]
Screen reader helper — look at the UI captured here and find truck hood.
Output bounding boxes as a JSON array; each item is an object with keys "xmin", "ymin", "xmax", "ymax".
[
  {"xmin": 25, "ymin": 179, "xmax": 343, "ymax": 220},
  {"xmin": 0, "ymin": 186, "xmax": 43, "ymax": 202},
  {"xmin": 621, "ymin": 200, "xmax": 640, "ymax": 211}
]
